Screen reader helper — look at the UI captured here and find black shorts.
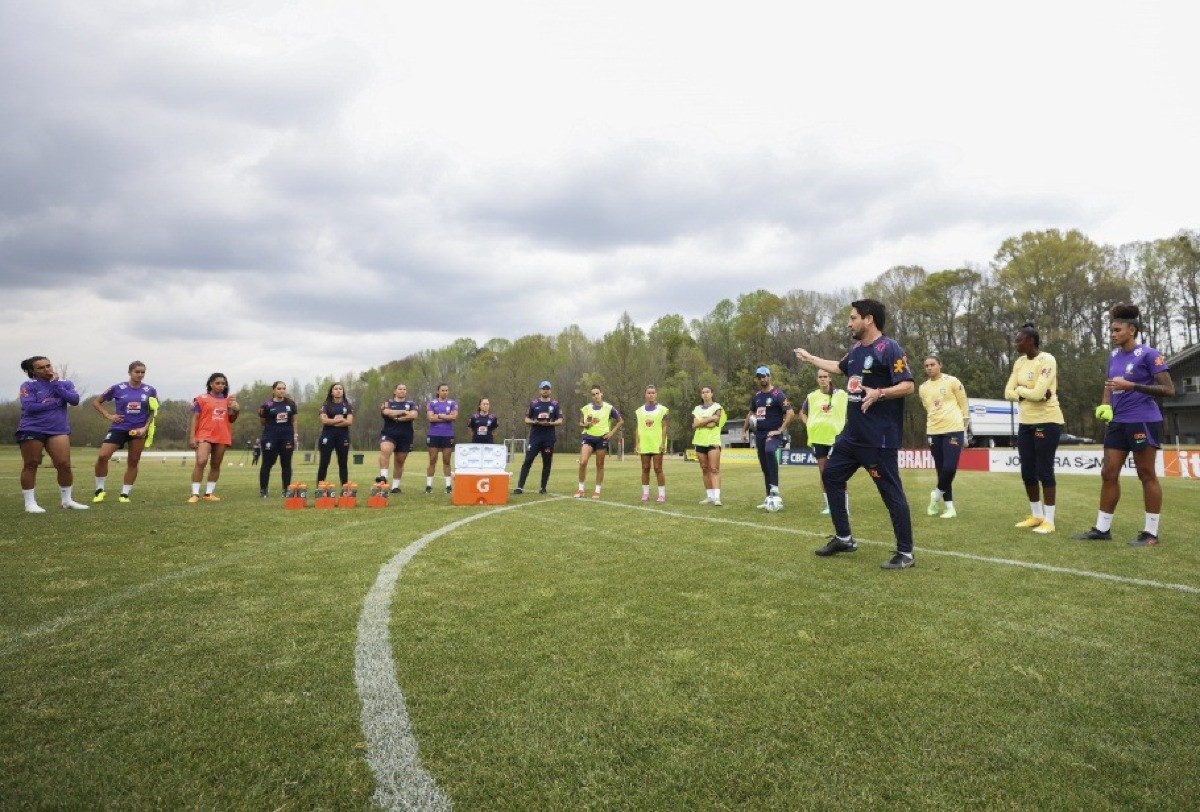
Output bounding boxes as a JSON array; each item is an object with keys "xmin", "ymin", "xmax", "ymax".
[
  {"xmin": 261, "ymin": 437, "xmax": 295, "ymax": 452},
  {"xmin": 15, "ymin": 431, "xmax": 55, "ymax": 444},
  {"xmin": 811, "ymin": 443, "xmax": 833, "ymax": 460},
  {"xmin": 427, "ymin": 435, "xmax": 454, "ymax": 450},
  {"xmin": 102, "ymin": 428, "xmax": 143, "ymax": 449},
  {"xmin": 380, "ymin": 434, "xmax": 413, "ymax": 453},
  {"xmin": 1104, "ymin": 421, "xmax": 1162, "ymax": 452},
  {"xmin": 693, "ymin": 445, "xmax": 719, "ymax": 455},
  {"xmin": 581, "ymin": 435, "xmax": 609, "ymax": 452}
]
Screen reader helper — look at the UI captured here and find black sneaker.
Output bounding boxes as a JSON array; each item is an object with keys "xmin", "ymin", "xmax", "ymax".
[
  {"xmin": 374, "ymin": 476, "xmax": 388, "ymax": 484},
  {"xmin": 445, "ymin": 484, "xmax": 452, "ymax": 494},
  {"xmin": 881, "ymin": 552, "xmax": 915, "ymax": 570},
  {"xmin": 260, "ymin": 489, "xmax": 268, "ymax": 498},
  {"xmin": 815, "ymin": 536, "xmax": 858, "ymax": 556},
  {"xmin": 538, "ymin": 488, "xmax": 547, "ymax": 494},
  {"xmin": 1129, "ymin": 531, "xmax": 1159, "ymax": 547},
  {"xmin": 1073, "ymin": 527, "xmax": 1112, "ymax": 541},
  {"xmin": 390, "ymin": 487, "xmax": 401, "ymax": 494},
  {"xmin": 513, "ymin": 487, "xmax": 524, "ymax": 494},
  {"xmin": 424, "ymin": 486, "xmax": 433, "ymax": 494}
]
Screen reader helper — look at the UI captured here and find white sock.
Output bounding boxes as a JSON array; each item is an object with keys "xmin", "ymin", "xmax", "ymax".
[
  {"xmin": 121, "ymin": 485, "xmax": 132, "ymax": 496},
  {"xmin": 1030, "ymin": 501, "xmax": 1044, "ymax": 519},
  {"xmin": 191, "ymin": 483, "xmax": 201, "ymax": 496},
  {"xmin": 392, "ymin": 479, "xmax": 400, "ymax": 489},
  {"xmin": 96, "ymin": 476, "xmax": 107, "ymax": 491},
  {"xmin": 642, "ymin": 485, "xmax": 650, "ymax": 497},
  {"xmin": 822, "ymin": 493, "xmax": 829, "ymax": 508},
  {"xmin": 1043, "ymin": 505, "xmax": 1055, "ymax": 524},
  {"xmin": 769, "ymin": 485, "xmax": 780, "ymax": 495},
  {"xmin": 1145, "ymin": 513, "xmax": 1160, "ymax": 535},
  {"xmin": 59, "ymin": 486, "xmax": 72, "ymax": 502},
  {"xmin": 426, "ymin": 477, "xmax": 433, "ymax": 487},
  {"xmin": 658, "ymin": 486, "xmax": 665, "ymax": 497},
  {"xmin": 578, "ymin": 482, "xmax": 585, "ymax": 491},
  {"xmin": 444, "ymin": 476, "xmax": 452, "ymax": 488},
  {"xmin": 932, "ymin": 488, "xmax": 943, "ymax": 499},
  {"xmin": 23, "ymin": 488, "xmax": 37, "ymax": 507},
  {"xmin": 1096, "ymin": 511, "xmax": 1114, "ymax": 532},
  {"xmin": 380, "ymin": 468, "xmax": 388, "ymax": 479},
  {"xmin": 594, "ymin": 485, "xmax": 602, "ymax": 494},
  {"xmin": 943, "ymin": 500, "xmax": 955, "ymax": 512},
  {"xmin": 206, "ymin": 482, "xmax": 217, "ymax": 495},
  {"xmin": 714, "ymin": 489, "xmax": 721, "ymax": 500}
]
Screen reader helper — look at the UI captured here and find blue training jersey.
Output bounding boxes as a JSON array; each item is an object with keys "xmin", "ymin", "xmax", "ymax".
[{"xmin": 838, "ymin": 335, "xmax": 913, "ymax": 448}]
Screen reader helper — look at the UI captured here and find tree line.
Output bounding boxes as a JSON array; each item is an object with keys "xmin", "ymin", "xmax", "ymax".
[{"xmin": 5, "ymin": 228, "xmax": 1196, "ymax": 452}]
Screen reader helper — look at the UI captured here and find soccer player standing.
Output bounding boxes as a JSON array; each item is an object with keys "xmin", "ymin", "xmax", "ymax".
[
  {"xmin": 425, "ymin": 383, "xmax": 458, "ymax": 494},
  {"xmin": 795, "ymin": 298, "xmax": 917, "ymax": 570},
  {"xmin": 91, "ymin": 361, "xmax": 158, "ymax": 503},
  {"xmin": 316, "ymin": 382, "xmax": 354, "ymax": 487},
  {"xmin": 188, "ymin": 372, "xmax": 240, "ymax": 502},
  {"xmin": 691, "ymin": 386, "xmax": 725, "ymax": 506},
  {"xmin": 634, "ymin": 385, "xmax": 669, "ymax": 502},
  {"xmin": 378, "ymin": 384, "xmax": 418, "ymax": 493},
  {"xmin": 1004, "ymin": 323, "xmax": 1064, "ymax": 535},
  {"xmin": 742, "ymin": 366, "xmax": 793, "ymax": 509},
  {"xmin": 258, "ymin": 381, "xmax": 298, "ymax": 497},
  {"xmin": 919, "ymin": 355, "xmax": 969, "ymax": 519},
  {"xmin": 1074, "ymin": 303, "xmax": 1175, "ymax": 546},
  {"xmin": 16, "ymin": 356, "xmax": 89, "ymax": 513},
  {"xmin": 514, "ymin": 381, "xmax": 563, "ymax": 494},
  {"xmin": 576, "ymin": 385, "xmax": 624, "ymax": 499},
  {"xmin": 800, "ymin": 369, "xmax": 847, "ymax": 515}
]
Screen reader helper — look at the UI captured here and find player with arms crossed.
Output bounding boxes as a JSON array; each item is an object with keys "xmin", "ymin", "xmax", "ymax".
[
  {"xmin": 795, "ymin": 298, "xmax": 917, "ymax": 570},
  {"xmin": 91, "ymin": 360, "xmax": 158, "ymax": 503},
  {"xmin": 1074, "ymin": 303, "xmax": 1175, "ymax": 546},
  {"xmin": 378, "ymin": 384, "xmax": 418, "ymax": 493}
]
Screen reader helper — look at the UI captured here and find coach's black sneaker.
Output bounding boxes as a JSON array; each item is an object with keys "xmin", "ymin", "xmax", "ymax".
[
  {"xmin": 513, "ymin": 487, "xmax": 524, "ymax": 494},
  {"xmin": 1129, "ymin": 531, "xmax": 1159, "ymax": 547},
  {"xmin": 390, "ymin": 487, "xmax": 401, "ymax": 494},
  {"xmin": 881, "ymin": 552, "xmax": 915, "ymax": 570},
  {"xmin": 445, "ymin": 484, "xmax": 452, "ymax": 494},
  {"xmin": 1073, "ymin": 527, "xmax": 1112, "ymax": 541},
  {"xmin": 815, "ymin": 536, "xmax": 858, "ymax": 557},
  {"xmin": 424, "ymin": 486, "xmax": 432, "ymax": 494},
  {"xmin": 260, "ymin": 489, "xmax": 268, "ymax": 498},
  {"xmin": 538, "ymin": 487, "xmax": 547, "ymax": 494}
]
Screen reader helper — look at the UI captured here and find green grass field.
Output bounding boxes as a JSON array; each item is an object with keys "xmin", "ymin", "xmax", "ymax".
[{"xmin": 2, "ymin": 447, "xmax": 1198, "ymax": 810}]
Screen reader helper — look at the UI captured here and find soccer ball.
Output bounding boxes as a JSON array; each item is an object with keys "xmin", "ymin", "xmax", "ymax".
[{"xmin": 764, "ymin": 495, "xmax": 784, "ymax": 512}]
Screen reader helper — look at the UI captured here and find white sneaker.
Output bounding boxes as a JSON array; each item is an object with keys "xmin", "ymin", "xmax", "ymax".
[
  {"xmin": 699, "ymin": 497, "xmax": 714, "ymax": 505},
  {"xmin": 712, "ymin": 498, "xmax": 722, "ymax": 506},
  {"xmin": 756, "ymin": 500, "xmax": 769, "ymax": 510},
  {"xmin": 62, "ymin": 500, "xmax": 90, "ymax": 510},
  {"xmin": 25, "ymin": 503, "xmax": 47, "ymax": 514}
]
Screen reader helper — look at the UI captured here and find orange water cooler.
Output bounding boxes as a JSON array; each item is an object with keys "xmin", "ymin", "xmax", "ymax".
[{"xmin": 451, "ymin": 444, "xmax": 510, "ymax": 506}]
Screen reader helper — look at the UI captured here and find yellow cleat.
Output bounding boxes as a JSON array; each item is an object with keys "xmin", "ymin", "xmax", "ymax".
[
  {"xmin": 202, "ymin": 494, "xmax": 221, "ymax": 502},
  {"xmin": 1031, "ymin": 522, "xmax": 1056, "ymax": 535},
  {"xmin": 187, "ymin": 495, "xmax": 200, "ymax": 504},
  {"xmin": 1014, "ymin": 515, "xmax": 1043, "ymax": 528}
]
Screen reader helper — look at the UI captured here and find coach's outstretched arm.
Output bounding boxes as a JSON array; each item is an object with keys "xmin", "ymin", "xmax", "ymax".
[{"xmin": 793, "ymin": 347, "xmax": 842, "ymax": 376}]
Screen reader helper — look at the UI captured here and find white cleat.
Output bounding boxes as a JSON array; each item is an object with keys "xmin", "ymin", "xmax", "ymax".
[
  {"xmin": 25, "ymin": 503, "xmax": 47, "ymax": 514},
  {"xmin": 699, "ymin": 497, "xmax": 714, "ymax": 505},
  {"xmin": 62, "ymin": 500, "xmax": 90, "ymax": 510}
]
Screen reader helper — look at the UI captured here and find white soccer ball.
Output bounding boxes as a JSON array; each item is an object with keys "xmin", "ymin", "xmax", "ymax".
[{"xmin": 764, "ymin": 495, "xmax": 784, "ymax": 512}]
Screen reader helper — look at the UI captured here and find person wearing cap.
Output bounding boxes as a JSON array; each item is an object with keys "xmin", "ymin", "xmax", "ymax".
[
  {"xmin": 1073, "ymin": 303, "xmax": 1175, "ymax": 547},
  {"xmin": 743, "ymin": 365, "xmax": 793, "ymax": 508},
  {"xmin": 795, "ymin": 298, "xmax": 917, "ymax": 570},
  {"xmin": 514, "ymin": 380, "xmax": 564, "ymax": 494}
]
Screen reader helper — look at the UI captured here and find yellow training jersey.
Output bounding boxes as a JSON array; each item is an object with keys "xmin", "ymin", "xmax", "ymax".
[
  {"xmin": 919, "ymin": 374, "xmax": 969, "ymax": 434},
  {"xmin": 581, "ymin": 401, "xmax": 616, "ymax": 437},
  {"xmin": 1004, "ymin": 352, "xmax": 1064, "ymax": 425},
  {"xmin": 691, "ymin": 402, "xmax": 725, "ymax": 447},
  {"xmin": 634, "ymin": 404, "xmax": 669, "ymax": 454},
  {"xmin": 803, "ymin": 388, "xmax": 847, "ymax": 446}
]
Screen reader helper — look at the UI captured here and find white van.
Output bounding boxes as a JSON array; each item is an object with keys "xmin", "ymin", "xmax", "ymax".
[{"xmin": 966, "ymin": 398, "xmax": 1018, "ymax": 447}]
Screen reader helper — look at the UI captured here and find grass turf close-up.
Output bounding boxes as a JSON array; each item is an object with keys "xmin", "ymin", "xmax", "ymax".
[{"xmin": 1, "ymin": 447, "xmax": 1198, "ymax": 810}]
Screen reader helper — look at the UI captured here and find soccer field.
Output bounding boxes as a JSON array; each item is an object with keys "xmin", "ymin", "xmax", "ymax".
[{"xmin": 2, "ymin": 450, "xmax": 1198, "ymax": 810}]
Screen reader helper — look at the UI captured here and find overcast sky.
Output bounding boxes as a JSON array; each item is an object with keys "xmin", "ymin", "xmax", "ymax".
[{"xmin": 2, "ymin": 0, "xmax": 1197, "ymax": 402}]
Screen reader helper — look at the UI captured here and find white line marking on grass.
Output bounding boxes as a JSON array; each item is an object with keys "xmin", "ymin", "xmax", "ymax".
[
  {"xmin": 588, "ymin": 501, "xmax": 1200, "ymax": 595},
  {"xmin": 356, "ymin": 499, "xmax": 556, "ymax": 812}
]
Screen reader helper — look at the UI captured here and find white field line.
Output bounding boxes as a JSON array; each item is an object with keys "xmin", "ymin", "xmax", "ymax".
[
  {"xmin": 587, "ymin": 500, "xmax": 1200, "ymax": 595},
  {"xmin": 355, "ymin": 500, "xmax": 548, "ymax": 812}
]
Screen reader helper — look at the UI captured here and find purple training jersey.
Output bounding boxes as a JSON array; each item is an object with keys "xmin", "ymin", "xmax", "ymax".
[
  {"xmin": 99, "ymin": 381, "xmax": 158, "ymax": 430},
  {"xmin": 838, "ymin": 335, "xmax": 913, "ymax": 449},
  {"xmin": 18, "ymin": 378, "xmax": 80, "ymax": 435},
  {"xmin": 427, "ymin": 399, "xmax": 457, "ymax": 437},
  {"xmin": 1108, "ymin": 343, "xmax": 1169, "ymax": 423}
]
